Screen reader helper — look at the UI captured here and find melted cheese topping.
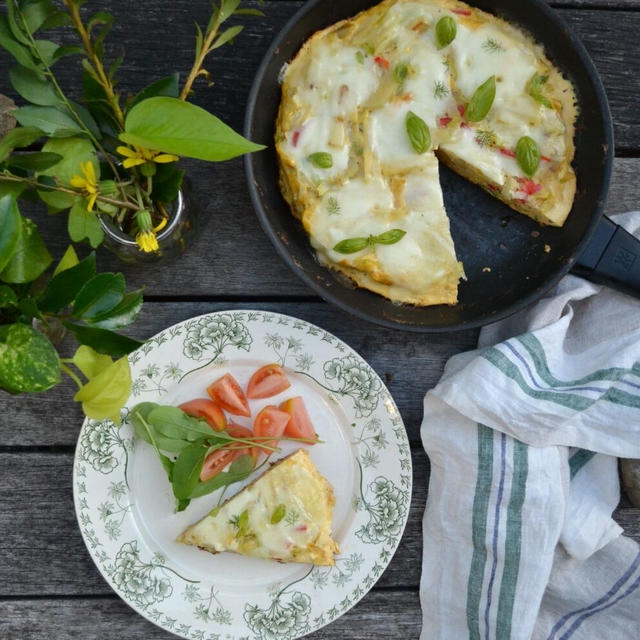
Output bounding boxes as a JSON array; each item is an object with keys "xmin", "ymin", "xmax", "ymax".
[
  {"xmin": 276, "ymin": 0, "xmax": 577, "ymax": 305},
  {"xmin": 178, "ymin": 450, "xmax": 338, "ymax": 566}
]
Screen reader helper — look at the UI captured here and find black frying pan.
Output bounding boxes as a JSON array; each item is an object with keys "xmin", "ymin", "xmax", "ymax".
[{"xmin": 244, "ymin": 0, "xmax": 638, "ymax": 332}]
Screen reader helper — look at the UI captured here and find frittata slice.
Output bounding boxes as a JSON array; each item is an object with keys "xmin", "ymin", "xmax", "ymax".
[{"xmin": 177, "ymin": 449, "xmax": 339, "ymax": 566}]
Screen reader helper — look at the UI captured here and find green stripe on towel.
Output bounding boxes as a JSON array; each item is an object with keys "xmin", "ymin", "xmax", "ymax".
[
  {"xmin": 496, "ymin": 440, "xmax": 529, "ymax": 638},
  {"xmin": 516, "ymin": 334, "xmax": 634, "ymax": 387},
  {"xmin": 483, "ymin": 348, "xmax": 591, "ymax": 410},
  {"xmin": 569, "ymin": 449, "xmax": 596, "ymax": 479},
  {"xmin": 467, "ymin": 424, "xmax": 495, "ymax": 640}
]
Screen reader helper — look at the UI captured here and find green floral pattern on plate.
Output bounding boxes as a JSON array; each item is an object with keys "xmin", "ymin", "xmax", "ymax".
[{"xmin": 73, "ymin": 310, "xmax": 411, "ymax": 640}]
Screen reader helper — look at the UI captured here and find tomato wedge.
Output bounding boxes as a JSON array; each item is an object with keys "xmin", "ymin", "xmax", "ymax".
[
  {"xmin": 279, "ymin": 397, "xmax": 317, "ymax": 442},
  {"xmin": 207, "ymin": 373, "xmax": 250, "ymax": 417},
  {"xmin": 226, "ymin": 422, "xmax": 260, "ymax": 465},
  {"xmin": 179, "ymin": 398, "xmax": 227, "ymax": 431},
  {"xmin": 246, "ymin": 364, "xmax": 291, "ymax": 399},
  {"xmin": 200, "ymin": 449, "xmax": 237, "ymax": 482},
  {"xmin": 253, "ymin": 405, "xmax": 290, "ymax": 455}
]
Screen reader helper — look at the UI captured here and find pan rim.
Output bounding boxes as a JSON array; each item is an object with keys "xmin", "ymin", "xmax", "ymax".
[{"xmin": 243, "ymin": 0, "xmax": 614, "ymax": 333}]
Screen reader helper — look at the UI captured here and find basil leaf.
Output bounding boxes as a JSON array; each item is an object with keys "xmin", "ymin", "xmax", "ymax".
[
  {"xmin": 375, "ymin": 229, "xmax": 406, "ymax": 245},
  {"xmin": 515, "ymin": 136, "xmax": 541, "ymax": 178},
  {"xmin": 63, "ymin": 321, "xmax": 144, "ymax": 357},
  {"xmin": 147, "ymin": 405, "xmax": 215, "ymax": 442},
  {"xmin": 435, "ymin": 16, "xmax": 457, "ymax": 50},
  {"xmin": 355, "ymin": 50, "xmax": 364, "ymax": 64},
  {"xmin": 308, "ymin": 152, "xmax": 333, "ymax": 169},
  {"xmin": 466, "ymin": 76, "xmax": 496, "ymax": 123},
  {"xmin": 528, "ymin": 74, "xmax": 552, "ymax": 109},
  {"xmin": 0, "ymin": 195, "xmax": 22, "ymax": 274},
  {"xmin": 0, "ymin": 216, "xmax": 52, "ymax": 284},
  {"xmin": 172, "ymin": 443, "xmax": 207, "ymax": 499},
  {"xmin": 38, "ymin": 252, "xmax": 97, "ymax": 313},
  {"xmin": 0, "ymin": 323, "xmax": 60, "ymax": 393},
  {"xmin": 405, "ymin": 111, "xmax": 431, "ymax": 154},
  {"xmin": 333, "ymin": 237, "xmax": 369, "ymax": 254},
  {"xmin": 394, "ymin": 62, "xmax": 408, "ymax": 83},
  {"xmin": 271, "ymin": 503, "xmax": 286, "ymax": 524},
  {"xmin": 120, "ymin": 96, "xmax": 265, "ymax": 161}
]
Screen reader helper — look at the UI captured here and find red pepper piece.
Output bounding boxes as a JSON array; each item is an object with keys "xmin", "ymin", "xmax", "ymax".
[
  {"xmin": 541, "ymin": 154, "xmax": 552, "ymax": 162},
  {"xmin": 460, "ymin": 122, "xmax": 471, "ymax": 129},
  {"xmin": 439, "ymin": 116, "xmax": 453, "ymax": 127},
  {"xmin": 374, "ymin": 56, "xmax": 390, "ymax": 70},
  {"xmin": 516, "ymin": 178, "xmax": 543, "ymax": 196},
  {"xmin": 452, "ymin": 9, "xmax": 472, "ymax": 16},
  {"xmin": 457, "ymin": 104, "xmax": 466, "ymax": 117},
  {"xmin": 499, "ymin": 147, "xmax": 516, "ymax": 158},
  {"xmin": 292, "ymin": 130, "xmax": 300, "ymax": 147}
]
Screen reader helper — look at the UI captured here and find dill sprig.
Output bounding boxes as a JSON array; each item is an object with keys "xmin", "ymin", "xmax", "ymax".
[
  {"xmin": 482, "ymin": 38, "xmax": 505, "ymax": 53},
  {"xmin": 434, "ymin": 81, "xmax": 450, "ymax": 99}
]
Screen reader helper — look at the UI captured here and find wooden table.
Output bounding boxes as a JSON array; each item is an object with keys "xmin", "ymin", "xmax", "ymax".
[{"xmin": 1, "ymin": 1, "xmax": 640, "ymax": 637}]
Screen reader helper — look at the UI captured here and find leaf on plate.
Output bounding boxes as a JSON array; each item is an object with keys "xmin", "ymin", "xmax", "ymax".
[{"xmin": 172, "ymin": 443, "xmax": 207, "ymax": 500}]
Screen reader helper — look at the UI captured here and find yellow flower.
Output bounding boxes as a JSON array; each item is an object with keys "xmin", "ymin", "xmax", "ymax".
[
  {"xmin": 70, "ymin": 161, "xmax": 99, "ymax": 211},
  {"xmin": 136, "ymin": 229, "xmax": 159, "ymax": 253},
  {"xmin": 116, "ymin": 145, "xmax": 179, "ymax": 169}
]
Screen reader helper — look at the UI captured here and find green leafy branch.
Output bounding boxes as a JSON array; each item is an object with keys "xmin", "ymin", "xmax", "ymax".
[{"xmin": 179, "ymin": 0, "xmax": 264, "ymax": 100}]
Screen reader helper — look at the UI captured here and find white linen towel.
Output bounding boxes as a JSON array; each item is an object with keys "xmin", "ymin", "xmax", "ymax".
[{"xmin": 420, "ymin": 212, "xmax": 640, "ymax": 640}]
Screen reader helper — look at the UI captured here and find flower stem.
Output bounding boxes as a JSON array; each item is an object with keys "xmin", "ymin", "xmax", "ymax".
[
  {"xmin": 0, "ymin": 172, "xmax": 140, "ymax": 211},
  {"xmin": 61, "ymin": 363, "xmax": 83, "ymax": 389},
  {"xmin": 62, "ymin": 0, "xmax": 126, "ymax": 131},
  {"xmin": 15, "ymin": 5, "xmax": 123, "ymax": 184},
  {"xmin": 179, "ymin": 14, "xmax": 221, "ymax": 100}
]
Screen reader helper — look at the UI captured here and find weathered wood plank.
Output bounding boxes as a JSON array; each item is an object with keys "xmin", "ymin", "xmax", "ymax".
[
  {"xmin": 0, "ymin": 590, "xmax": 423, "ymax": 640},
  {"xmin": 0, "ymin": 449, "xmax": 426, "ymax": 596},
  {"xmin": 0, "ymin": 301, "xmax": 479, "ymax": 446},
  {"xmin": 1, "ymin": 450, "xmax": 638, "ymax": 597}
]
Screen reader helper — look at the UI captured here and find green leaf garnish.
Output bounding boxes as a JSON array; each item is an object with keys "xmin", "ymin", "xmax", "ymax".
[
  {"xmin": 515, "ymin": 136, "xmax": 541, "ymax": 178},
  {"xmin": 528, "ymin": 74, "xmax": 553, "ymax": 109},
  {"xmin": 405, "ymin": 111, "xmax": 431, "ymax": 154},
  {"xmin": 394, "ymin": 62, "xmax": 408, "ymax": 83},
  {"xmin": 435, "ymin": 16, "xmax": 457, "ymax": 50},
  {"xmin": 333, "ymin": 229, "xmax": 406, "ymax": 254},
  {"xmin": 271, "ymin": 503, "xmax": 286, "ymax": 524},
  {"xmin": 466, "ymin": 76, "xmax": 496, "ymax": 123},
  {"xmin": 308, "ymin": 152, "xmax": 333, "ymax": 169}
]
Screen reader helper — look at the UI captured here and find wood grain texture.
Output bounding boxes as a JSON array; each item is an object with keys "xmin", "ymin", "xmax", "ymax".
[
  {"xmin": 0, "ymin": 591, "xmax": 422, "ymax": 640},
  {"xmin": 1, "ymin": 449, "xmax": 638, "ymax": 597},
  {"xmin": 0, "ymin": 301, "xmax": 479, "ymax": 446}
]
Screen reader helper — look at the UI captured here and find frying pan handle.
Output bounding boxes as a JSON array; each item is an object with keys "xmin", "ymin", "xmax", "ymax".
[{"xmin": 572, "ymin": 216, "xmax": 640, "ymax": 298}]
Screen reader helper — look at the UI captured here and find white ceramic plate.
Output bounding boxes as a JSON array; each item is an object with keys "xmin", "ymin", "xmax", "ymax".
[{"xmin": 74, "ymin": 310, "xmax": 412, "ymax": 639}]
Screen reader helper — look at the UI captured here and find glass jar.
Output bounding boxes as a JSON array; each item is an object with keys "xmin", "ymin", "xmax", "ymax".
[{"xmin": 99, "ymin": 176, "xmax": 199, "ymax": 263}]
